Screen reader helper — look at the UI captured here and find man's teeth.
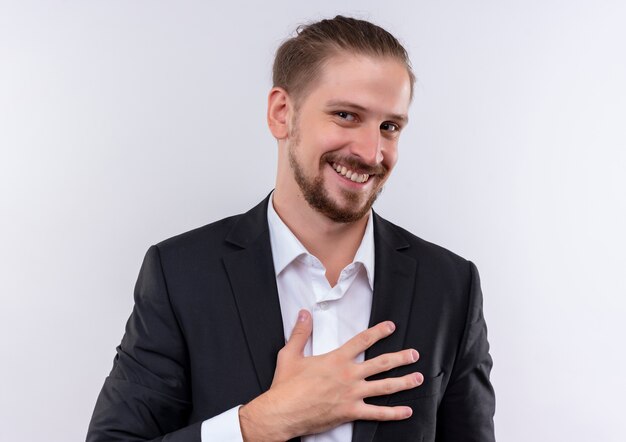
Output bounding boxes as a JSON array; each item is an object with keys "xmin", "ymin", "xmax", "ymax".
[{"xmin": 332, "ymin": 163, "xmax": 370, "ymax": 183}]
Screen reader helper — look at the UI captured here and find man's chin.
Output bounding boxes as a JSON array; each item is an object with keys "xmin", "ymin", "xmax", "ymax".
[
  {"xmin": 312, "ymin": 194, "xmax": 374, "ymax": 224},
  {"xmin": 320, "ymin": 208, "xmax": 368, "ymax": 224}
]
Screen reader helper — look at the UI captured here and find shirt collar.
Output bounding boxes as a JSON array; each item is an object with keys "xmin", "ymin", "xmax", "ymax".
[{"xmin": 267, "ymin": 193, "xmax": 375, "ymax": 290}]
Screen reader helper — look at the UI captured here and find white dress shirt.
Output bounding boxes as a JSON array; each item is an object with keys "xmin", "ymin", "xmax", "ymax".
[{"xmin": 201, "ymin": 197, "xmax": 374, "ymax": 441}]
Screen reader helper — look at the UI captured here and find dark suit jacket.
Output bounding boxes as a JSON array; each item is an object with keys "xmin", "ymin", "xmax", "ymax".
[{"xmin": 87, "ymin": 196, "xmax": 495, "ymax": 442}]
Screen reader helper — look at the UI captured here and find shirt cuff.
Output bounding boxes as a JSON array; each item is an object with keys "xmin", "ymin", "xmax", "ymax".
[{"xmin": 200, "ymin": 405, "xmax": 244, "ymax": 442}]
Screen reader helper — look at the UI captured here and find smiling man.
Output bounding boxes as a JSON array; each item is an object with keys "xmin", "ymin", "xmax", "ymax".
[{"xmin": 88, "ymin": 16, "xmax": 495, "ymax": 442}]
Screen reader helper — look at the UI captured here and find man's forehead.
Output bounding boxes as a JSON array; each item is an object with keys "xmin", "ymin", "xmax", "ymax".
[{"xmin": 307, "ymin": 55, "xmax": 411, "ymax": 119}]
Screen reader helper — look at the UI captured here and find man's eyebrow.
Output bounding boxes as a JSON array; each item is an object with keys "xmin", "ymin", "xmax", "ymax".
[{"xmin": 325, "ymin": 100, "xmax": 409, "ymax": 125}]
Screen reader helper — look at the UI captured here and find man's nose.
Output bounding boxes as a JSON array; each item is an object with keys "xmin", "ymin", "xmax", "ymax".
[{"xmin": 349, "ymin": 124, "xmax": 384, "ymax": 166}]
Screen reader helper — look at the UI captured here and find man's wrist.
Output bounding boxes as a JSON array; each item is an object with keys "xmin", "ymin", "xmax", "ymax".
[
  {"xmin": 238, "ymin": 404, "xmax": 255, "ymax": 442},
  {"xmin": 239, "ymin": 399, "xmax": 270, "ymax": 442},
  {"xmin": 239, "ymin": 396, "xmax": 289, "ymax": 442}
]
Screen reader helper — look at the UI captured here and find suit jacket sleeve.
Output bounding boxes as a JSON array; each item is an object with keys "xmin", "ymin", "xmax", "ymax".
[
  {"xmin": 87, "ymin": 246, "xmax": 201, "ymax": 442},
  {"xmin": 436, "ymin": 262, "xmax": 496, "ymax": 442}
]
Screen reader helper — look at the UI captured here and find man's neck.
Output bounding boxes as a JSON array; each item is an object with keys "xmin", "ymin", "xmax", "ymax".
[{"xmin": 272, "ymin": 189, "xmax": 369, "ymax": 286}]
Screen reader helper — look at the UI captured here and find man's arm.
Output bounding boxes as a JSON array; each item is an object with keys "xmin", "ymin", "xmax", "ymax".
[
  {"xmin": 435, "ymin": 261, "xmax": 496, "ymax": 442},
  {"xmin": 87, "ymin": 246, "xmax": 200, "ymax": 442}
]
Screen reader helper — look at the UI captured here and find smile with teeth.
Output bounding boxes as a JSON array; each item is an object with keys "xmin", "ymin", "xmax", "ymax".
[{"xmin": 331, "ymin": 162, "xmax": 370, "ymax": 184}]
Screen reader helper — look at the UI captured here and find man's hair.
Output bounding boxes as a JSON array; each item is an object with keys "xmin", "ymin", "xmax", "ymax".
[{"xmin": 273, "ymin": 15, "xmax": 415, "ymax": 106}]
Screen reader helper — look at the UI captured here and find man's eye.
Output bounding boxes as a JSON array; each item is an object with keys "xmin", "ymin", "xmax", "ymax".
[
  {"xmin": 381, "ymin": 122, "xmax": 400, "ymax": 132},
  {"xmin": 336, "ymin": 111, "xmax": 356, "ymax": 121}
]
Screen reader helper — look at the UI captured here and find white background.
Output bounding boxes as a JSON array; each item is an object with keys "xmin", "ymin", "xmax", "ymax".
[{"xmin": 1, "ymin": 1, "xmax": 625, "ymax": 441}]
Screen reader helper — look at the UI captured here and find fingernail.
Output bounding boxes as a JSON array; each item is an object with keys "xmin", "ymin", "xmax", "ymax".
[
  {"xmin": 415, "ymin": 373, "xmax": 424, "ymax": 385},
  {"xmin": 387, "ymin": 321, "xmax": 396, "ymax": 332},
  {"xmin": 405, "ymin": 406, "xmax": 413, "ymax": 418},
  {"xmin": 298, "ymin": 310, "xmax": 308, "ymax": 322},
  {"xmin": 410, "ymin": 349, "xmax": 418, "ymax": 362}
]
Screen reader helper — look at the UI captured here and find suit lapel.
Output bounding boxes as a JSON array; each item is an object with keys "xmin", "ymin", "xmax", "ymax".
[
  {"xmin": 223, "ymin": 196, "xmax": 286, "ymax": 393},
  {"xmin": 223, "ymin": 196, "xmax": 302, "ymax": 442},
  {"xmin": 352, "ymin": 212, "xmax": 419, "ymax": 442}
]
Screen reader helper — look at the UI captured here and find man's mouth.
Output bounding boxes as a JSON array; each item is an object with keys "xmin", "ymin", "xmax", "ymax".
[{"xmin": 331, "ymin": 162, "xmax": 370, "ymax": 184}]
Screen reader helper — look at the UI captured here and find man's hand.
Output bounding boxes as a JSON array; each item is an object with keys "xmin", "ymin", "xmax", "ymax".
[{"xmin": 239, "ymin": 309, "xmax": 423, "ymax": 441}]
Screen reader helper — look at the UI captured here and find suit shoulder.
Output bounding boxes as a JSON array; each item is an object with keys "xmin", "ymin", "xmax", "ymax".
[
  {"xmin": 153, "ymin": 213, "xmax": 242, "ymax": 258},
  {"xmin": 376, "ymin": 215, "xmax": 473, "ymax": 274},
  {"xmin": 144, "ymin": 197, "xmax": 270, "ymax": 270}
]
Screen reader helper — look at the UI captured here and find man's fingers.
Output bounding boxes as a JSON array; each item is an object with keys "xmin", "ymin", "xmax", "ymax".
[
  {"xmin": 356, "ymin": 403, "xmax": 413, "ymax": 421},
  {"xmin": 283, "ymin": 309, "xmax": 312, "ymax": 356},
  {"xmin": 340, "ymin": 321, "xmax": 396, "ymax": 358},
  {"xmin": 358, "ymin": 372, "xmax": 423, "ymax": 398},
  {"xmin": 359, "ymin": 349, "xmax": 420, "ymax": 379}
]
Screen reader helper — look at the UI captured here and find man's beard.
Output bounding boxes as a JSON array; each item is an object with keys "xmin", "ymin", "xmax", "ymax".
[{"xmin": 288, "ymin": 140, "xmax": 388, "ymax": 224}]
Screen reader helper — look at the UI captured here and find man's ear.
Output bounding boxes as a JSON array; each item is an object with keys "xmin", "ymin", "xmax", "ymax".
[{"xmin": 267, "ymin": 87, "xmax": 292, "ymax": 140}]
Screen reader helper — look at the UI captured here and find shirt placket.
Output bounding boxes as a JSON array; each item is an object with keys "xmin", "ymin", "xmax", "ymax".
[{"xmin": 308, "ymin": 256, "xmax": 339, "ymax": 356}]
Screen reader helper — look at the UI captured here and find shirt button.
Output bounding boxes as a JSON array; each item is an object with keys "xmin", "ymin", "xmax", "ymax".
[{"xmin": 319, "ymin": 301, "xmax": 329, "ymax": 310}]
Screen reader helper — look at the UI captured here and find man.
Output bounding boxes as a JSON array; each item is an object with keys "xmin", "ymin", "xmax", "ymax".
[{"xmin": 88, "ymin": 16, "xmax": 495, "ymax": 442}]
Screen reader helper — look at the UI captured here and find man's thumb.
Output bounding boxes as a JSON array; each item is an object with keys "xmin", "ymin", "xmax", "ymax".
[{"xmin": 285, "ymin": 309, "xmax": 312, "ymax": 355}]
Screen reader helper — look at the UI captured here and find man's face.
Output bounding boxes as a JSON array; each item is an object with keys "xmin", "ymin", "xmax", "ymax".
[{"xmin": 285, "ymin": 53, "xmax": 411, "ymax": 223}]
